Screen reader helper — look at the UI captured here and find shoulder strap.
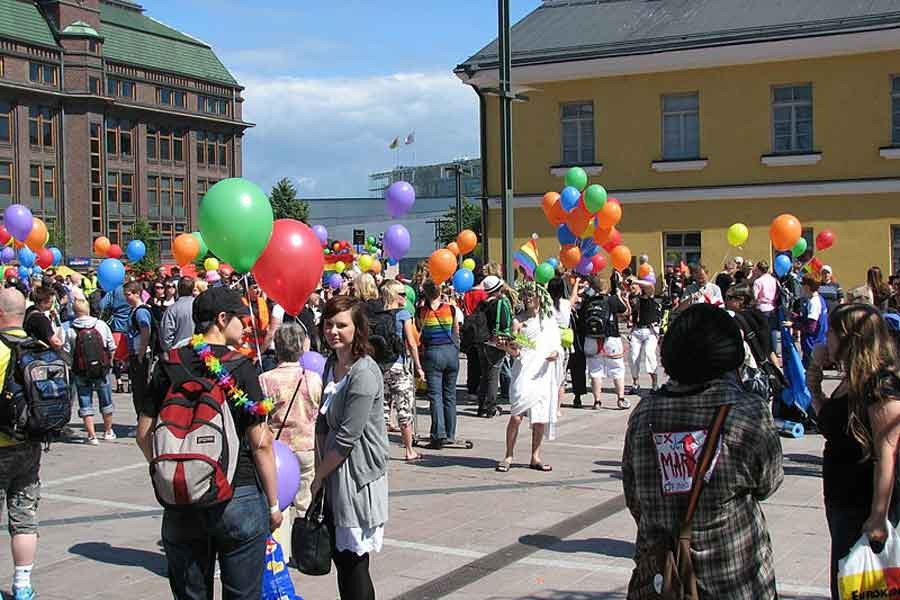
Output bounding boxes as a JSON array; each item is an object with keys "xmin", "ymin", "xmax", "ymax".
[
  {"xmin": 679, "ymin": 404, "xmax": 731, "ymax": 540},
  {"xmin": 276, "ymin": 369, "xmax": 307, "ymax": 440}
]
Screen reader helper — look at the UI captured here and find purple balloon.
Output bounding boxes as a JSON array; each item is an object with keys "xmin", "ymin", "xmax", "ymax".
[
  {"xmin": 0, "ymin": 247, "xmax": 14, "ymax": 264},
  {"xmin": 385, "ymin": 181, "xmax": 415, "ymax": 218},
  {"xmin": 312, "ymin": 224, "xmax": 328, "ymax": 247},
  {"xmin": 383, "ymin": 224, "xmax": 411, "ymax": 260},
  {"xmin": 326, "ymin": 273, "xmax": 342, "ymax": 290},
  {"xmin": 300, "ymin": 351, "xmax": 326, "ymax": 378},
  {"xmin": 273, "ymin": 440, "xmax": 301, "ymax": 511},
  {"xmin": 642, "ymin": 273, "xmax": 657, "ymax": 285},
  {"xmin": 575, "ymin": 256, "xmax": 593, "ymax": 276},
  {"xmin": 4, "ymin": 204, "xmax": 33, "ymax": 242}
]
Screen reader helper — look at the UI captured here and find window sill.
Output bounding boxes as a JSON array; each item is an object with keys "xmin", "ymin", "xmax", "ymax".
[
  {"xmin": 761, "ymin": 153, "xmax": 822, "ymax": 167},
  {"xmin": 879, "ymin": 147, "xmax": 900, "ymax": 160},
  {"xmin": 550, "ymin": 164, "xmax": 603, "ymax": 177},
  {"xmin": 651, "ymin": 159, "xmax": 708, "ymax": 173}
]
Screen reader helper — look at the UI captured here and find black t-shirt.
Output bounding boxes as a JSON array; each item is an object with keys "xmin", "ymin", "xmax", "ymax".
[
  {"xmin": 24, "ymin": 306, "xmax": 54, "ymax": 346},
  {"xmin": 734, "ymin": 308, "xmax": 772, "ymax": 363},
  {"xmin": 632, "ymin": 296, "xmax": 661, "ymax": 328},
  {"xmin": 715, "ymin": 272, "xmax": 734, "ymax": 297},
  {"xmin": 145, "ymin": 344, "xmax": 265, "ymax": 489}
]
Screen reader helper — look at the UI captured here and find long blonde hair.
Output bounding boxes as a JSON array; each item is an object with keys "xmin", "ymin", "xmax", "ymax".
[
  {"xmin": 831, "ymin": 303, "xmax": 900, "ymax": 457},
  {"xmin": 352, "ymin": 272, "xmax": 379, "ymax": 301},
  {"xmin": 380, "ymin": 279, "xmax": 405, "ymax": 309}
]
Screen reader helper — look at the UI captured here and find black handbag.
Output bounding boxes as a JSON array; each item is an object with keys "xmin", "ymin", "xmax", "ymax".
[{"xmin": 291, "ymin": 486, "xmax": 332, "ymax": 575}]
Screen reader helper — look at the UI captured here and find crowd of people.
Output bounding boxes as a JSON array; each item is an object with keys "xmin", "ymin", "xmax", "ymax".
[{"xmin": 0, "ymin": 251, "xmax": 898, "ymax": 599}]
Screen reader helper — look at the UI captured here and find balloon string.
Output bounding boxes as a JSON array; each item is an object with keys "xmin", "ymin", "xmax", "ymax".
[{"xmin": 242, "ymin": 274, "xmax": 270, "ymax": 399}]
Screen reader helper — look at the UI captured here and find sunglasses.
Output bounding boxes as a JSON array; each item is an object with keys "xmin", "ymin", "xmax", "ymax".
[
  {"xmin": 166, "ymin": 284, "xmax": 176, "ymax": 288},
  {"xmin": 154, "ymin": 285, "xmax": 164, "ymax": 290}
]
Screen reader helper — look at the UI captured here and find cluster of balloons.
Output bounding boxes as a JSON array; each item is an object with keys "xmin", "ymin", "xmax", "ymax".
[
  {"xmin": 429, "ymin": 229, "xmax": 478, "ymax": 287},
  {"xmin": 0, "ymin": 205, "xmax": 64, "ymax": 279},
  {"xmin": 91, "ymin": 235, "xmax": 148, "ymax": 291}
]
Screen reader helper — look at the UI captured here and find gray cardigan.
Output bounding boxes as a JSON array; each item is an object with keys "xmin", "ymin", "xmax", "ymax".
[{"xmin": 316, "ymin": 355, "xmax": 389, "ymax": 528}]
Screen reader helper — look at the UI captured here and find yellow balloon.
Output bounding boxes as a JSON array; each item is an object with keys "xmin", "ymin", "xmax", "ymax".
[
  {"xmin": 727, "ymin": 223, "xmax": 749, "ymax": 247},
  {"xmin": 334, "ymin": 261, "xmax": 346, "ymax": 274},
  {"xmin": 204, "ymin": 257, "xmax": 220, "ymax": 272},
  {"xmin": 461, "ymin": 258, "xmax": 476, "ymax": 271},
  {"xmin": 358, "ymin": 255, "xmax": 373, "ymax": 272}
]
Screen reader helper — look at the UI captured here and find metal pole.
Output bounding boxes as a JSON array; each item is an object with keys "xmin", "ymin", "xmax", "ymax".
[
  {"xmin": 498, "ymin": 0, "xmax": 515, "ymax": 283},
  {"xmin": 454, "ymin": 164, "xmax": 463, "ymax": 235}
]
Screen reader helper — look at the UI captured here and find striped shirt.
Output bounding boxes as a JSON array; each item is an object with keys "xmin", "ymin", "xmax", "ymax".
[{"xmin": 418, "ymin": 303, "xmax": 454, "ymax": 346}]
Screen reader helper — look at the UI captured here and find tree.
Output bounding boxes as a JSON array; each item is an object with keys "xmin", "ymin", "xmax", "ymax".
[
  {"xmin": 269, "ymin": 178, "xmax": 310, "ymax": 223},
  {"xmin": 47, "ymin": 221, "xmax": 68, "ymax": 255},
  {"xmin": 437, "ymin": 197, "xmax": 482, "ymax": 251},
  {"xmin": 129, "ymin": 218, "xmax": 160, "ymax": 274}
]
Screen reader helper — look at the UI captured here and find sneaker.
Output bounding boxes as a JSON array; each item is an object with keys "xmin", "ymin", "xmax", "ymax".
[
  {"xmin": 13, "ymin": 585, "xmax": 35, "ymax": 600},
  {"xmin": 103, "ymin": 430, "xmax": 117, "ymax": 441},
  {"xmin": 617, "ymin": 397, "xmax": 632, "ymax": 410},
  {"xmin": 86, "ymin": 436, "xmax": 99, "ymax": 446},
  {"xmin": 630, "ymin": 383, "xmax": 641, "ymax": 395}
]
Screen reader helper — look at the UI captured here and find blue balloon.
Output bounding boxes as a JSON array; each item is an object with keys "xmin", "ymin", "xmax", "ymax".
[
  {"xmin": 49, "ymin": 247, "xmax": 62, "ymax": 266},
  {"xmin": 581, "ymin": 239, "xmax": 600, "ymax": 257},
  {"xmin": 386, "ymin": 257, "xmax": 398, "ymax": 266},
  {"xmin": 560, "ymin": 186, "xmax": 581, "ymax": 212},
  {"xmin": 557, "ymin": 224, "xmax": 577, "ymax": 246},
  {"xmin": 17, "ymin": 266, "xmax": 30, "ymax": 279},
  {"xmin": 17, "ymin": 247, "xmax": 35, "ymax": 267},
  {"xmin": 126, "ymin": 240, "xmax": 146, "ymax": 262},
  {"xmin": 774, "ymin": 253, "xmax": 792, "ymax": 278},
  {"xmin": 546, "ymin": 257, "xmax": 559, "ymax": 269},
  {"xmin": 451, "ymin": 268, "xmax": 475, "ymax": 293},
  {"xmin": 98, "ymin": 258, "xmax": 125, "ymax": 291}
]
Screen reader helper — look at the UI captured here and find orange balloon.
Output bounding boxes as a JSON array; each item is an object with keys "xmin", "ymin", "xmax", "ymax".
[
  {"xmin": 541, "ymin": 192, "xmax": 567, "ymax": 226},
  {"xmin": 447, "ymin": 242, "xmax": 460, "ymax": 256},
  {"xmin": 428, "ymin": 248, "xmax": 456, "ymax": 284},
  {"xmin": 770, "ymin": 214, "xmax": 802, "ymax": 251},
  {"xmin": 597, "ymin": 200, "xmax": 622, "ymax": 229},
  {"xmin": 610, "ymin": 245, "xmax": 632, "ymax": 272},
  {"xmin": 172, "ymin": 233, "xmax": 200, "ymax": 267},
  {"xmin": 593, "ymin": 226, "xmax": 616, "ymax": 246},
  {"xmin": 25, "ymin": 218, "xmax": 47, "ymax": 251},
  {"xmin": 371, "ymin": 260, "xmax": 382, "ymax": 274},
  {"xmin": 456, "ymin": 230, "xmax": 477, "ymax": 255},
  {"xmin": 94, "ymin": 236, "xmax": 110, "ymax": 257},
  {"xmin": 559, "ymin": 245, "xmax": 581, "ymax": 270},
  {"xmin": 565, "ymin": 204, "xmax": 591, "ymax": 238},
  {"xmin": 12, "ymin": 240, "xmax": 24, "ymax": 250},
  {"xmin": 638, "ymin": 263, "xmax": 652, "ymax": 278}
]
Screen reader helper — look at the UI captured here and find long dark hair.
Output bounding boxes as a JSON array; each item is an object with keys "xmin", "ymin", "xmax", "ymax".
[
  {"xmin": 546, "ymin": 277, "xmax": 566, "ymax": 310},
  {"xmin": 321, "ymin": 295, "xmax": 372, "ymax": 359}
]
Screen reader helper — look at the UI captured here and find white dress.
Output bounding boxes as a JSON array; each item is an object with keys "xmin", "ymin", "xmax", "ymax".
[{"xmin": 508, "ymin": 314, "xmax": 562, "ymax": 439}]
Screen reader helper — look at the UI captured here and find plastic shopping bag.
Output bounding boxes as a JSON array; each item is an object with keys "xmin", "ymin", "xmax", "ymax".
[
  {"xmin": 838, "ymin": 525, "xmax": 900, "ymax": 600},
  {"xmin": 262, "ymin": 537, "xmax": 304, "ymax": 600}
]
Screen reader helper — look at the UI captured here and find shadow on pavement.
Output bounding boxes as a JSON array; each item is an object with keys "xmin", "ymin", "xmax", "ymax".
[
  {"xmin": 485, "ymin": 591, "xmax": 626, "ymax": 599},
  {"xmin": 69, "ymin": 541, "xmax": 167, "ymax": 576},
  {"xmin": 518, "ymin": 533, "xmax": 634, "ymax": 558},
  {"xmin": 592, "ymin": 459, "xmax": 623, "ymax": 480},
  {"xmin": 411, "ymin": 454, "xmax": 499, "ymax": 470},
  {"xmin": 783, "ymin": 453, "xmax": 823, "ymax": 478}
]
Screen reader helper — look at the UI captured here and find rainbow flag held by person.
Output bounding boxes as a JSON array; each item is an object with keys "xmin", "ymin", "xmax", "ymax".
[{"xmin": 514, "ymin": 235, "xmax": 540, "ymax": 279}]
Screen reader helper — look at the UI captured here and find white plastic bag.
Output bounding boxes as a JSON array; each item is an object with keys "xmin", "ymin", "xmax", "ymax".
[{"xmin": 838, "ymin": 523, "xmax": 900, "ymax": 600}]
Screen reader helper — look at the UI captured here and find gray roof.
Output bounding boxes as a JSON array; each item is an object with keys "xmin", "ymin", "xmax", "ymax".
[{"xmin": 458, "ymin": 0, "xmax": 900, "ymax": 73}]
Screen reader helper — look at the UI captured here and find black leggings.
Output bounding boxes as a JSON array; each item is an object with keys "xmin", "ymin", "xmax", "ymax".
[{"xmin": 333, "ymin": 550, "xmax": 375, "ymax": 600}]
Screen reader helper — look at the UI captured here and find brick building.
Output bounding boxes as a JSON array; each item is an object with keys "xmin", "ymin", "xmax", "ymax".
[{"xmin": 0, "ymin": 0, "xmax": 249, "ymax": 258}]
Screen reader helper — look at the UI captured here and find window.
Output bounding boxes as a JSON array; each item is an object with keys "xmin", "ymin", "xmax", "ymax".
[
  {"xmin": 892, "ymin": 77, "xmax": 900, "ymax": 146},
  {"xmin": 89, "ymin": 40, "xmax": 100, "ymax": 54},
  {"xmin": 28, "ymin": 106, "xmax": 54, "ymax": 151},
  {"xmin": 28, "ymin": 164, "xmax": 55, "ymax": 214},
  {"xmin": 0, "ymin": 161, "xmax": 13, "ymax": 206},
  {"xmin": 0, "ymin": 101, "xmax": 11, "ymax": 144},
  {"xmin": 90, "ymin": 123, "xmax": 103, "ymax": 238},
  {"xmin": 147, "ymin": 175, "xmax": 186, "ymax": 220},
  {"xmin": 28, "ymin": 62, "xmax": 57, "ymax": 85},
  {"xmin": 106, "ymin": 172, "xmax": 133, "ymax": 217},
  {"xmin": 560, "ymin": 102, "xmax": 594, "ymax": 164},
  {"xmin": 196, "ymin": 130, "xmax": 229, "ymax": 168},
  {"xmin": 0, "ymin": 56, "xmax": 4, "ymax": 78},
  {"xmin": 197, "ymin": 178, "xmax": 217, "ymax": 205},
  {"xmin": 105, "ymin": 118, "xmax": 132, "ymax": 159},
  {"xmin": 147, "ymin": 126, "xmax": 185, "ymax": 162},
  {"xmin": 664, "ymin": 231, "xmax": 701, "ymax": 266},
  {"xmin": 107, "ymin": 77, "xmax": 135, "ymax": 99},
  {"xmin": 199, "ymin": 95, "xmax": 229, "ymax": 116},
  {"xmin": 772, "ymin": 84, "xmax": 813, "ymax": 153},
  {"xmin": 157, "ymin": 87, "xmax": 186, "ymax": 108},
  {"xmin": 662, "ymin": 93, "xmax": 700, "ymax": 160},
  {"xmin": 107, "ymin": 219, "xmax": 133, "ymax": 248},
  {"xmin": 89, "ymin": 76, "xmax": 101, "ymax": 95}
]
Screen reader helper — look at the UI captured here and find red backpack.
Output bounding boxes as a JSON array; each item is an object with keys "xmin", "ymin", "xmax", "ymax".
[{"xmin": 149, "ymin": 348, "xmax": 242, "ymax": 509}]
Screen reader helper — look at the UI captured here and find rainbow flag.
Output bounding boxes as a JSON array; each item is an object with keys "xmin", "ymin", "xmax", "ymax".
[{"xmin": 514, "ymin": 236, "xmax": 539, "ymax": 279}]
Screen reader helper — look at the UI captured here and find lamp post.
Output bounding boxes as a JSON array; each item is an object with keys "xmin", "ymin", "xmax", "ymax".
[{"xmin": 497, "ymin": 0, "xmax": 514, "ymax": 283}]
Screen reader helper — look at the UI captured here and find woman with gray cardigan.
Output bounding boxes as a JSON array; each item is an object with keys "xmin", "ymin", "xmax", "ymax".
[{"xmin": 312, "ymin": 295, "xmax": 389, "ymax": 600}]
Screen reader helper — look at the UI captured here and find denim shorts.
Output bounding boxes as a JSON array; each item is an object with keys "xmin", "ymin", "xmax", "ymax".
[
  {"xmin": 74, "ymin": 374, "xmax": 114, "ymax": 418},
  {"xmin": 0, "ymin": 442, "xmax": 41, "ymax": 535}
]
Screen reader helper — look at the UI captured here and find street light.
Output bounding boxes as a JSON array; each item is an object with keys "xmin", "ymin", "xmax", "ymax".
[{"xmin": 497, "ymin": 0, "xmax": 515, "ymax": 283}]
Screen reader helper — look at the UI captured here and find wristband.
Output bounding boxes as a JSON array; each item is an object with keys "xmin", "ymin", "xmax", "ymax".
[{"xmin": 269, "ymin": 504, "xmax": 280, "ymax": 514}]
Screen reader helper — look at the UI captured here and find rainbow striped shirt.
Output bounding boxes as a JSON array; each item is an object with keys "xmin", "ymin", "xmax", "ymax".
[{"xmin": 419, "ymin": 303, "xmax": 455, "ymax": 346}]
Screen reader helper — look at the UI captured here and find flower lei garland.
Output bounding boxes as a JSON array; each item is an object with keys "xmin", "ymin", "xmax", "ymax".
[{"xmin": 191, "ymin": 334, "xmax": 274, "ymax": 416}]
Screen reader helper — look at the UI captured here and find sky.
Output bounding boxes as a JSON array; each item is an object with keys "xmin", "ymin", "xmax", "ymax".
[{"xmin": 148, "ymin": 0, "xmax": 543, "ymax": 197}]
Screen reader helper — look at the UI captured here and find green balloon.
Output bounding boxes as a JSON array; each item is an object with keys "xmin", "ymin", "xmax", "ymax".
[
  {"xmin": 583, "ymin": 184, "xmax": 607, "ymax": 214},
  {"xmin": 199, "ymin": 178, "xmax": 274, "ymax": 273},
  {"xmin": 367, "ymin": 235, "xmax": 376, "ymax": 245},
  {"xmin": 191, "ymin": 231, "xmax": 208, "ymax": 259},
  {"xmin": 791, "ymin": 237, "xmax": 808, "ymax": 258},
  {"xmin": 565, "ymin": 166, "xmax": 588, "ymax": 192},
  {"xmin": 535, "ymin": 262, "xmax": 555, "ymax": 284}
]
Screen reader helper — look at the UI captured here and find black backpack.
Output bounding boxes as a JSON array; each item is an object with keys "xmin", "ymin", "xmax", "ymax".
[
  {"xmin": 581, "ymin": 296, "xmax": 612, "ymax": 337},
  {"xmin": 460, "ymin": 303, "xmax": 489, "ymax": 351},
  {"xmin": 131, "ymin": 304, "xmax": 161, "ymax": 355},
  {"xmin": 368, "ymin": 307, "xmax": 404, "ymax": 371},
  {"xmin": 72, "ymin": 323, "xmax": 111, "ymax": 379}
]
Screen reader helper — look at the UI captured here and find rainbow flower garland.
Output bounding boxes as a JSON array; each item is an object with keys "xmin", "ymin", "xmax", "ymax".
[{"xmin": 191, "ymin": 334, "xmax": 274, "ymax": 416}]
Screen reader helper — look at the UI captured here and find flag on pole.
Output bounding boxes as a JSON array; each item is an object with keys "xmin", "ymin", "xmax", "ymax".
[
  {"xmin": 513, "ymin": 234, "xmax": 540, "ymax": 280},
  {"xmin": 389, "ymin": 137, "xmax": 399, "ymax": 150},
  {"xmin": 404, "ymin": 131, "xmax": 415, "ymax": 145}
]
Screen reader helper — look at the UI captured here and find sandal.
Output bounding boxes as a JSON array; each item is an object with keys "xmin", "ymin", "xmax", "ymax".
[
  {"xmin": 529, "ymin": 462, "xmax": 553, "ymax": 472},
  {"xmin": 405, "ymin": 453, "xmax": 424, "ymax": 462},
  {"xmin": 592, "ymin": 400, "xmax": 601, "ymax": 410},
  {"xmin": 495, "ymin": 459, "xmax": 512, "ymax": 472}
]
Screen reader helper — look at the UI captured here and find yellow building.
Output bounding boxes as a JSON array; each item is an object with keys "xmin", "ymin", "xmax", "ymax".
[{"xmin": 456, "ymin": 1, "xmax": 900, "ymax": 286}]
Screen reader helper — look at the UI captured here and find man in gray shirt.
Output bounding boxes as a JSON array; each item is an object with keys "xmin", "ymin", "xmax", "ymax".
[{"xmin": 159, "ymin": 277, "xmax": 195, "ymax": 350}]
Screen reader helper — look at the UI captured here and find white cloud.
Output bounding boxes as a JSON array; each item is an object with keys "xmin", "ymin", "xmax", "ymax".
[{"xmin": 238, "ymin": 71, "xmax": 480, "ymax": 197}]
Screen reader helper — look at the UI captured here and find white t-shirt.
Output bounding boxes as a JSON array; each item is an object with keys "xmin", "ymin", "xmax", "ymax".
[
  {"xmin": 807, "ymin": 292, "xmax": 822, "ymax": 322},
  {"xmin": 555, "ymin": 298, "xmax": 572, "ymax": 329}
]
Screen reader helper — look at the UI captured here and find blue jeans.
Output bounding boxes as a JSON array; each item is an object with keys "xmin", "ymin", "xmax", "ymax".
[
  {"xmin": 162, "ymin": 485, "xmax": 268, "ymax": 600},
  {"xmin": 74, "ymin": 374, "xmax": 113, "ymax": 418},
  {"xmin": 423, "ymin": 344, "xmax": 459, "ymax": 441}
]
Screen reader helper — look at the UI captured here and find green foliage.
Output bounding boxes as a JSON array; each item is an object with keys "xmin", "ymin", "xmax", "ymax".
[
  {"xmin": 438, "ymin": 197, "xmax": 482, "ymax": 249},
  {"xmin": 129, "ymin": 218, "xmax": 160, "ymax": 274},
  {"xmin": 269, "ymin": 178, "xmax": 310, "ymax": 223},
  {"xmin": 47, "ymin": 221, "xmax": 68, "ymax": 254}
]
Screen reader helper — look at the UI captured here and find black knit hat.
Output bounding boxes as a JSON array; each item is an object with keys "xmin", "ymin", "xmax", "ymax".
[{"xmin": 661, "ymin": 304, "xmax": 745, "ymax": 384}]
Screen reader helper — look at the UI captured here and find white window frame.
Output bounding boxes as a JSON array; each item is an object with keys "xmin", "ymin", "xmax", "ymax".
[
  {"xmin": 772, "ymin": 84, "xmax": 813, "ymax": 154},
  {"xmin": 663, "ymin": 231, "xmax": 701, "ymax": 266},
  {"xmin": 661, "ymin": 93, "xmax": 700, "ymax": 160},
  {"xmin": 560, "ymin": 101, "xmax": 595, "ymax": 165}
]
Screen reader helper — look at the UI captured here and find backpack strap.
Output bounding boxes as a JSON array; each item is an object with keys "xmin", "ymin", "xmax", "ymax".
[
  {"xmin": 276, "ymin": 369, "xmax": 307, "ymax": 440},
  {"xmin": 678, "ymin": 404, "xmax": 731, "ymax": 541}
]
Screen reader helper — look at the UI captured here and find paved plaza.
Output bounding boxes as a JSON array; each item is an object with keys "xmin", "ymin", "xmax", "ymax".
[{"xmin": 2, "ymin": 359, "xmax": 834, "ymax": 600}]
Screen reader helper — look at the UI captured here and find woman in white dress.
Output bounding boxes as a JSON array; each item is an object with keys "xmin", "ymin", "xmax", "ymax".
[{"xmin": 496, "ymin": 282, "xmax": 562, "ymax": 473}]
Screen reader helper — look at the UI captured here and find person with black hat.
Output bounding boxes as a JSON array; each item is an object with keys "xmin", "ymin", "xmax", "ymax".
[
  {"xmin": 622, "ymin": 303, "xmax": 783, "ymax": 599},
  {"xmin": 136, "ymin": 287, "xmax": 282, "ymax": 599}
]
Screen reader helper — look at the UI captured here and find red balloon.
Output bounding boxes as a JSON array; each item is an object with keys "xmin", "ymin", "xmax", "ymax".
[
  {"xmin": 106, "ymin": 244, "xmax": 123, "ymax": 259},
  {"xmin": 815, "ymin": 229, "xmax": 835, "ymax": 252},
  {"xmin": 35, "ymin": 247, "xmax": 53, "ymax": 269},
  {"xmin": 0, "ymin": 226, "xmax": 10, "ymax": 246},
  {"xmin": 4, "ymin": 267, "xmax": 15, "ymax": 279},
  {"xmin": 590, "ymin": 254, "xmax": 607, "ymax": 273},
  {"xmin": 601, "ymin": 228, "xmax": 623, "ymax": 253},
  {"xmin": 252, "ymin": 219, "xmax": 324, "ymax": 315}
]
